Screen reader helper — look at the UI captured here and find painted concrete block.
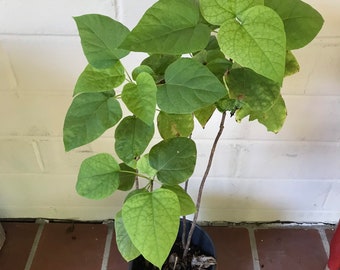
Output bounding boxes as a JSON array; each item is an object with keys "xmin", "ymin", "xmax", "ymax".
[
  {"xmin": 0, "ymin": 174, "xmax": 125, "ymax": 219},
  {"xmin": 193, "ymin": 141, "xmax": 240, "ymax": 178},
  {"xmin": 0, "ymin": 93, "xmax": 72, "ymax": 137},
  {"xmin": 0, "ymin": 139, "xmax": 41, "ymax": 173},
  {"xmin": 235, "ymin": 142, "xmax": 340, "ymax": 180},
  {"xmin": 324, "ymin": 181, "xmax": 340, "ymax": 210},
  {"xmin": 192, "ymin": 112, "xmax": 249, "ymax": 141},
  {"xmin": 241, "ymin": 95, "xmax": 340, "ymax": 142},
  {"xmin": 0, "ymin": 44, "xmax": 17, "ymax": 91},
  {"xmin": 1, "ymin": 36, "xmax": 86, "ymax": 93},
  {"xmin": 188, "ymin": 178, "xmax": 335, "ymax": 222},
  {"xmin": 38, "ymin": 139, "xmax": 92, "ymax": 174},
  {"xmin": 118, "ymin": 0, "xmax": 157, "ymax": 29},
  {"xmin": 196, "ymin": 179, "xmax": 331, "ymax": 210},
  {"xmin": 0, "ymin": 0, "xmax": 116, "ymax": 35},
  {"xmin": 282, "ymin": 38, "xmax": 340, "ymax": 96}
]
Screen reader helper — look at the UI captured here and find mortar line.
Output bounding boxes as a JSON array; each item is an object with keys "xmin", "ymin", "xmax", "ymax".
[
  {"xmin": 24, "ymin": 219, "xmax": 46, "ymax": 270},
  {"xmin": 101, "ymin": 221, "xmax": 114, "ymax": 270},
  {"xmin": 32, "ymin": 140, "xmax": 45, "ymax": 172},
  {"xmin": 247, "ymin": 227, "xmax": 261, "ymax": 270},
  {"xmin": 115, "ymin": 0, "xmax": 123, "ymax": 21},
  {"xmin": 318, "ymin": 228, "xmax": 330, "ymax": 258}
]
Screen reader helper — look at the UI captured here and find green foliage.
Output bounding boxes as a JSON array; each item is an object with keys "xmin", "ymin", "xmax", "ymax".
[
  {"xmin": 115, "ymin": 211, "xmax": 141, "ymax": 261},
  {"xmin": 157, "ymin": 58, "xmax": 227, "ymax": 114},
  {"xmin": 161, "ymin": 185, "xmax": 197, "ymax": 216},
  {"xmin": 149, "ymin": 137, "xmax": 197, "ymax": 185},
  {"xmin": 285, "ymin": 51, "xmax": 300, "ymax": 77},
  {"xmin": 64, "ymin": 0, "xmax": 323, "ymax": 268},
  {"xmin": 63, "ymin": 91, "xmax": 122, "ymax": 151},
  {"xmin": 76, "ymin": 153, "xmax": 120, "ymax": 199},
  {"xmin": 120, "ymin": 0, "xmax": 211, "ymax": 54},
  {"xmin": 114, "ymin": 116, "xmax": 154, "ymax": 165},
  {"xmin": 74, "ymin": 62, "xmax": 125, "ymax": 96},
  {"xmin": 226, "ymin": 68, "xmax": 280, "ymax": 112},
  {"xmin": 118, "ymin": 163, "xmax": 136, "ymax": 191},
  {"xmin": 157, "ymin": 111, "xmax": 194, "ymax": 139},
  {"xmin": 264, "ymin": 0, "xmax": 324, "ymax": 50},
  {"xmin": 122, "ymin": 189, "xmax": 180, "ymax": 269},
  {"xmin": 122, "ymin": 72, "xmax": 157, "ymax": 125},
  {"xmin": 74, "ymin": 14, "xmax": 129, "ymax": 68}
]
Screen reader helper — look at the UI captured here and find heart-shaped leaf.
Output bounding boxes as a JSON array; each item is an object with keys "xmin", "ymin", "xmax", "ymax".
[
  {"xmin": 63, "ymin": 92, "xmax": 122, "ymax": 151},
  {"xmin": 157, "ymin": 111, "xmax": 194, "ymax": 139},
  {"xmin": 122, "ymin": 72, "xmax": 157, "ymax": 125},
  {"xmin": 114, "ymin": 116, "xmax": 154, "ymax": 164},
  {"xmin": 149, "ymin": 137, "xmax": 197, "ymax": 185},
  {"xmin": 157, "ymin": 58, "xmax": 227, "ymax": 114},
  {"xmin": 74, "ymin": 14, "xmax": 130, "ymax": 68},
  {"xmin": 74, "ymin": 61, "xmax": 125, "ymax": 96},
  {"xmin": 120, "ymin": 0, "xmax": 210, "ymax": 55},
  {"xmin": 218, "ymin": 5, "xmax": 286, "ymax": 84},
  {"xmin": 122, "ymin": 189, "xmax": 180, "ymax": 269},
  {"xmin": 265, "ymin": 0, "xmax": 324, "ymax": 50},
  {"xmin": 76, "ymin": 153, "xmax": 120, "ymax": 199}
]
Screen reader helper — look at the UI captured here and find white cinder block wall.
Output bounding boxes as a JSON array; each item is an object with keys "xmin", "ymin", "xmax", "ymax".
[{"xmin": 0, "ymin": 0, "xmax": 339, "ymax": 222}]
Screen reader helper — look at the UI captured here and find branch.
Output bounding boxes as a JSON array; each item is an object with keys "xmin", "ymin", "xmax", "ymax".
[{"xmin": 183, "ymin": 111, "xmax": 227, "ymax": 258}]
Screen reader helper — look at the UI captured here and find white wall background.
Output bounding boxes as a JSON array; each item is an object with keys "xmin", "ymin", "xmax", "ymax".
[{"xmin": 0, "ymin": 0, "xmax": 339, "ymax": 223}]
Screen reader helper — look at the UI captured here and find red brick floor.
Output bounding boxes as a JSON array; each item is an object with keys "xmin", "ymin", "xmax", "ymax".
[{"xmin": 0, "ymin": 220, "xmax": 336, "ymax": 270}]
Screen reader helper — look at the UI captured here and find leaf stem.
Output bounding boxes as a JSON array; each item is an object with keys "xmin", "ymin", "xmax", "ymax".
[
  {"xmin": 125, "ymin": 68, "xmax": 133, "ymax": 82},
  {"xmin": 183, "ymin": 111, "xmax": 227, "ymax": 258},
  {"xmin": 119, "ymin": 170, "xmax": 153, "ymax": 182}
]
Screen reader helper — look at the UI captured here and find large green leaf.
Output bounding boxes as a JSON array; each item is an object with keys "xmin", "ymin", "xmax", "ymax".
[
  {"xmin": 114, "ymin": 116, "xmax": 154, "ymax": 164},
  {"xmin": 74, "ymin": 14, "xmax": 130, "ymax": 68},
  {"xmin": 63, "ymin": 92, "xmax": 122, "ymax": 151},
  {"xmin": 162, "ymin": 185, "xmax": 196, "ymax": 216},
  {"xmin": 122, "ymin": 189, "xmax": 180, "ymax": 269},
  {"xmin": 217, "ymin": 5, "xmax": 286, "ymax": 84},
  {"xmin": 76, "ymin": 153, "xmax": 120, "ymax": 199},
  {"xmin": 157, "ymin": 111, "xmax": 194, "ymax": 139},
  {"xmin": 74, "ymin": 62, "xmax": 125, "ymax": 96},
  {"xmin": 226, "ymin": 68, "xmax": 280, "ymax": 112},
  {"xmin": 157, "ymin": 58, "xmax": 227, "ymax": 114},
  {"xmin": 122, "ymin": 72, "xmax": 157, "ymax": 125},
  {"xmin": 120, "ymin": 0, "xmax": 211, "ymax": 54},
  {"xmin": 200, "ymin": 0, "xmax": 264, "ymax": 25},
  {"xmin": 115, "ymin": 211, "xmax": 141, "ymax": 261},
  {"xmin": 149, "ymin": 137, "xmax": 197, "ymax": 185},
  {"xmin": 265, "ymin": 0, "xmax": 324, "ymax": 50},
  {"xmin": 236, "ymin": 95, "xmax": 287, "ymax": 132}
]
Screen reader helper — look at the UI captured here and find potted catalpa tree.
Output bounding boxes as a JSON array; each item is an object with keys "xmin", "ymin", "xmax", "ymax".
[{"xmin": 63, "ymin": 0, "xmax": 323, "ymax": 269}]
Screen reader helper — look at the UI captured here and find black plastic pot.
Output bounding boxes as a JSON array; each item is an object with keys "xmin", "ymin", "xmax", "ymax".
[{"xmin": 129, "ymin": 219, "xmax": 216, "ymax": 270}]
